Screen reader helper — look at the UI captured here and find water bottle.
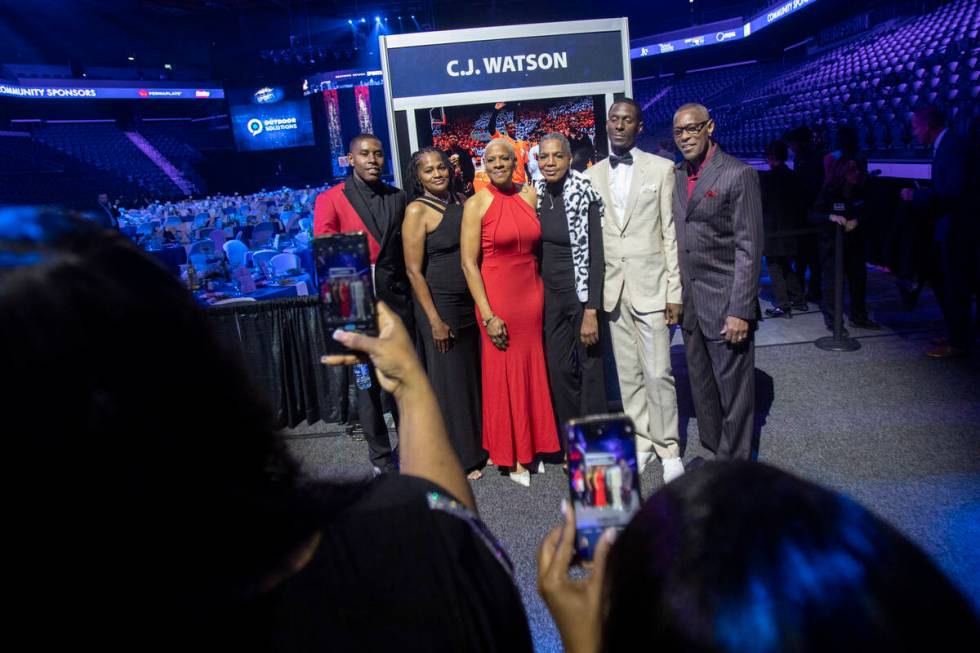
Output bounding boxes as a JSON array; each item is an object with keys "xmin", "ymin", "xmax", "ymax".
[{"xmin": 353, "ymin": 362, "xmax": 372, "ymax": 390}]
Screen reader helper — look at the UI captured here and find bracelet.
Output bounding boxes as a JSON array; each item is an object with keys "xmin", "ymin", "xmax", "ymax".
[{"xmin": 482, "ymin": 315, "xmax": 496, "ymax": 328}]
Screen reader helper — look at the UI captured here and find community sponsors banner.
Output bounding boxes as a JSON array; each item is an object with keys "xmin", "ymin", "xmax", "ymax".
[
  {"xmin": 0, "ymin": 80, "xmax": 223, "ymax": 100},
  {"xmin": 386, "ymin": 31, "xmax": 624, "ymax": 99}
]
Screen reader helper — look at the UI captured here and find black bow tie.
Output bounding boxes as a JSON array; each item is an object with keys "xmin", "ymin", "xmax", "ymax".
[{"xmin": 609, "ymin": 152, "xmax": 633, "ymax": 168}]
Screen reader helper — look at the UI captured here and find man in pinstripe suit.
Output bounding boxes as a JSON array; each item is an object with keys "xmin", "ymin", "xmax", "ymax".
[{"xmin": 672, "ymin": 103, "xmax": 764, "ymax": 460}]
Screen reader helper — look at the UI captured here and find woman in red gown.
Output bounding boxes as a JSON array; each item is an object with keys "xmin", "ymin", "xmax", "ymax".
[{"xmin": 461, "ymin": 138, "xmax": 560, "ymax": 486}]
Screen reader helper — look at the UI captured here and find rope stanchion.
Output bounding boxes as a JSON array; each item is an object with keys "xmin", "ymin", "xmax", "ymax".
[{"xmin": 815, "ymin": 223, "xmax": 860, "ymax": 352}]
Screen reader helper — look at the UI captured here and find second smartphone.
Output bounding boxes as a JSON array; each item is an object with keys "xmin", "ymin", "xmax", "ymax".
[{"xmin": 565, "ymin": 413, "xmax": 642, "ymax": 562}]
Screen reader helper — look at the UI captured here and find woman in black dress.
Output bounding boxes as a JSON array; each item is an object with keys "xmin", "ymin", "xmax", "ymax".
[
  {"xmin": 534, "ymin": 133, "xmax": 607, "ymax": 439},
  {"xmin": 403, "ymin": 147, "xmax": 486, "ymax": 479}
]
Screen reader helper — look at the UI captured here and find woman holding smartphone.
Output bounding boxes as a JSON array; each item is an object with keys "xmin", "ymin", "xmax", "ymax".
[
  {"xmin": 461, "ymin": 138, "xmax": 560, "ymax": 486},
  {"xmin": 403, "ymin": 147, "xmax": 486, "ymax": 479},
  {"xmin": 2, "ymin": 209, "xmax": 532, "ymax": 652}
]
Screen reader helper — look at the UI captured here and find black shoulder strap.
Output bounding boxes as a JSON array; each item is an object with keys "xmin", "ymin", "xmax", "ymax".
[{"xmin": 415, "ymin": 197, "xmax": 447, "ymax": 214}]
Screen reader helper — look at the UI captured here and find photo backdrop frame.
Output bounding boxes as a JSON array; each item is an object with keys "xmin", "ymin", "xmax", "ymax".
[{"xmin": 379, "ymin": 18, "xmax": 632, "ymax": 186}]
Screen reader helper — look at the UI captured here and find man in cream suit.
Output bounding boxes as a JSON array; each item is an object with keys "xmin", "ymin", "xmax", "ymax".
[{"xmin": 587, "ymin": 99, "xmax": 685, "ymax": 483}]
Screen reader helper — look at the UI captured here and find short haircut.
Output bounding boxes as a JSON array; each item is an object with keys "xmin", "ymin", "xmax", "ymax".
[
  {"xmin": 673, "ymin": 102, "xmax": 711, "ymax": 122},
  {"xmin": 610, "ymin": 98, "xmax": 643, "ymax": 121},
  {"xmin": 765, "ymin": 139, "xmax": 789, "ymax": 162},
  {"xmin": 349, "ymin": 133, "xmax": 382, "ymax": 153},
  {"xmin": 484, "ymin": 137, "xmax": 515, "ymax": 161},
  {"xmin": 913, "ymin": 106, "xmax": 946, "ymax": 130},
  {"xmin": 539, "ymin": 132, "xmax": 572, "ymax": 156}
]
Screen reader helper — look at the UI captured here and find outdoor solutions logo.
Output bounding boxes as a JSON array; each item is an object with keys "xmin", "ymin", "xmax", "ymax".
[{"xmin": 245, "ymin": 116, "xmax": 298, "ymax": 136}]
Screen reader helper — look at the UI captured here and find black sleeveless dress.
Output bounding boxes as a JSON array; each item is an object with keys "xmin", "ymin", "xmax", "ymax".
[{"xmin": 413, "ymin": 197, "xmax": 486, "ymax": 471}]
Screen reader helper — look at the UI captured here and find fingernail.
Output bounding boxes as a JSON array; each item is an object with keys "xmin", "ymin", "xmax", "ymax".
[
  {"xmin": 603, "ymin": 528, "xmax": 618, "ymax": 544},
  {"xmin": 332, "ymin": 329, "xmax": 346, "ymax": 341},
  {"xmin": 560, "ymin": 498, "xmax": 568, "ymax": 516}
]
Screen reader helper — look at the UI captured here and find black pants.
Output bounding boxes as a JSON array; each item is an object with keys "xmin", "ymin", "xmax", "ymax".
[
  {"xmin": 767, "ymin": 256, "xmax": 805, "ymax": 309},
  {"xmin": 819, "ymin": 230, "xmax": 869, "ymax": 325},
  {"xmin": 355, "ymin": 364, "xmax": 399, "ymax": 469},
  {"xmin": 796, "ymin": 234, "xmax": 822, "ymax": 299},
  {"xmin": 681, "ymin": 318, "xmax": 755, "ymax": 460},
  {"xmin": 543, "ymin": 290, "xmax": 607, "ymax": 437}
]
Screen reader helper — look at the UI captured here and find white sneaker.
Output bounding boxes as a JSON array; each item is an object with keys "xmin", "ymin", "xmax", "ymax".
[
  {"xmin": 509, "ymin": 470, "xmax": 531, "ymax": 487},
  {"xmin": 536, "ymin": 460, "xmax": 545, "ymax": 474},
  {"xmin": 662, "ymin": 457, "xmax": 685, "ymax": 484},
  {"xmin": 638, "ymin": 452, "xmax": 655, "ymax": 473}
]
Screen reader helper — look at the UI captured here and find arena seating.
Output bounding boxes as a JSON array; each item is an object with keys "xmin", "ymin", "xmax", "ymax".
[
  {"xmin": 0, "ymin": 130, "xmax": 131, "ymax": 204},
  {"xmin": 34, "ymin": 122, "xmax": 189, "ymax": 199},
  {"xmin": 0, "ymin": 120, "xmax": 218, "ymax": 204},
  {"xmin": 636, "ymin": 0, "xmax": 979, "ymax": 156}
]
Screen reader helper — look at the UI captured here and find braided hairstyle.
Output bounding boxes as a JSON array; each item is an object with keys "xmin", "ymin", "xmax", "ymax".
[{"xmin": 408, "ymin": 147, "xmax": 458, "ymax": 202}]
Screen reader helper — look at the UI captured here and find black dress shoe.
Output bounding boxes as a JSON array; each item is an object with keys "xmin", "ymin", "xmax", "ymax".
[
  {"xmin": 850, "ymin": 317, "xmax": 881, "ymax": 330},
  {"xmin": 764, "ymin": 307, "xmax": 791, "ymax": 318}
]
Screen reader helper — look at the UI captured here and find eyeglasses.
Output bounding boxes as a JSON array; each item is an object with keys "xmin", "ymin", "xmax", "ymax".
[{"xmin": 672, "ymin": 120, "xmax": 710, "ymax": 138}]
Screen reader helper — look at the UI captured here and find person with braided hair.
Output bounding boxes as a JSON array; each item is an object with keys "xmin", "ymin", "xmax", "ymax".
[{"xmin": 403, "ymin": 147, "xmax": 486, "ymax": 478}]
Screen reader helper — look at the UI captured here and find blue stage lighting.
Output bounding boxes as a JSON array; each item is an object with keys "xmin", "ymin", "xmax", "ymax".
[
  {"xmin": 360, "ymin": 17, "xmax": 366, "ymax": 23},
  {"xmin": 348, "ymin": 19, "xmax": 353, "ymax": 24},
  {"xmin": 375, "ymin": 16, "xmax": 380, "ymax": 22}
]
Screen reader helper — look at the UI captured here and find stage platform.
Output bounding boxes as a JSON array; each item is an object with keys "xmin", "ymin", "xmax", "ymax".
[{"xmin": 282, "ymin": 267, "xmax": 978, "ymax": 652}]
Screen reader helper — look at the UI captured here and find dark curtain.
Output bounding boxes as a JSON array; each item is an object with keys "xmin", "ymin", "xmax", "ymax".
[{"xmin": 207, "ymin": 297, "xmax": 351, "ymax": 429}]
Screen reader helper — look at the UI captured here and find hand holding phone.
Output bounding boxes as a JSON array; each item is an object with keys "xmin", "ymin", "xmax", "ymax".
[
  {"xmin": 322, "ymin": 301, "xmax": 425, "ymax": 398},
  {"xmin": 537, "ymin": 501, "xmax": 615, "ymax": 653}
]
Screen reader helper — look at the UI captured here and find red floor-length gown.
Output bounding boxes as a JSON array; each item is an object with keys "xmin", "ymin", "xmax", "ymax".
[{"xmin": 479, "ymin": 183, "xmax": 560, "ymax": 467}]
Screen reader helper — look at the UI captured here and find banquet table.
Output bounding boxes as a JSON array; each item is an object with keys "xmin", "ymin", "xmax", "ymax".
[{"xmin": 194, "ymin": 273, "xmax": 312, "ymax": 306}]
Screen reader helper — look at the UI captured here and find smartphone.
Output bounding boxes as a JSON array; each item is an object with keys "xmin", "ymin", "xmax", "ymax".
[
  {"xmin": 565, "ymin": 414, "xmax": 642, "ymax": 562},
  {"xmin": 314, "ymin": 232, "xmax": 377, "ymax": 354}
]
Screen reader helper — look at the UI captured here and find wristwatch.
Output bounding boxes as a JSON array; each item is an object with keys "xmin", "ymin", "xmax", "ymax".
[{"xmin": 482, "ymin": 315, "xmax": 496, "ymax": 328}]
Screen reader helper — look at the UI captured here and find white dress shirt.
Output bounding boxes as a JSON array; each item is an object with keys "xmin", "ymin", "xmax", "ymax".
[{"xmin": 608, "ymin": 147, "xmax": 638, "ymax": 227}]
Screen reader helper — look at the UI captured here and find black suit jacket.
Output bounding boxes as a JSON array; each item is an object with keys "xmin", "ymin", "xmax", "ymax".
[
  {"xmin": 914, "ymin": 132, "xmax": 972, "ymax": 242},
  {"xmin": 760, "ymin": 165, "xmax": 803, "ymax": 257},
  {"xmin": 674, "ymin": 146, "xmax": 764, "ymax": 337}
]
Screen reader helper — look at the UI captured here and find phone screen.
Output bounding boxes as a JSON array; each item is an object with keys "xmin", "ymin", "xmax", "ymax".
[
  {"xmin": 566, "ymin": 414, "xmax": 641, "ymax": 562},
  {"xmin": 314, "ymin": 232, "xmax": 377, "ymax": 352}
]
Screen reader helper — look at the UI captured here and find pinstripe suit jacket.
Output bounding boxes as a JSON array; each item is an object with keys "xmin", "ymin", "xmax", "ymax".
[{"xmin": 673, "ymin": 146, "xmax": 764, "ymax": 338}]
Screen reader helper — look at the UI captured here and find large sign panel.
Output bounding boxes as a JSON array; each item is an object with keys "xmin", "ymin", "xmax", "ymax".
[
  {"xmin": 386, "ymin": 31, "xmax": 625, "ymax": 100},
  {"xmin": 228, "ymin": 86, "xmax": 314, "ymax": 152}
]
